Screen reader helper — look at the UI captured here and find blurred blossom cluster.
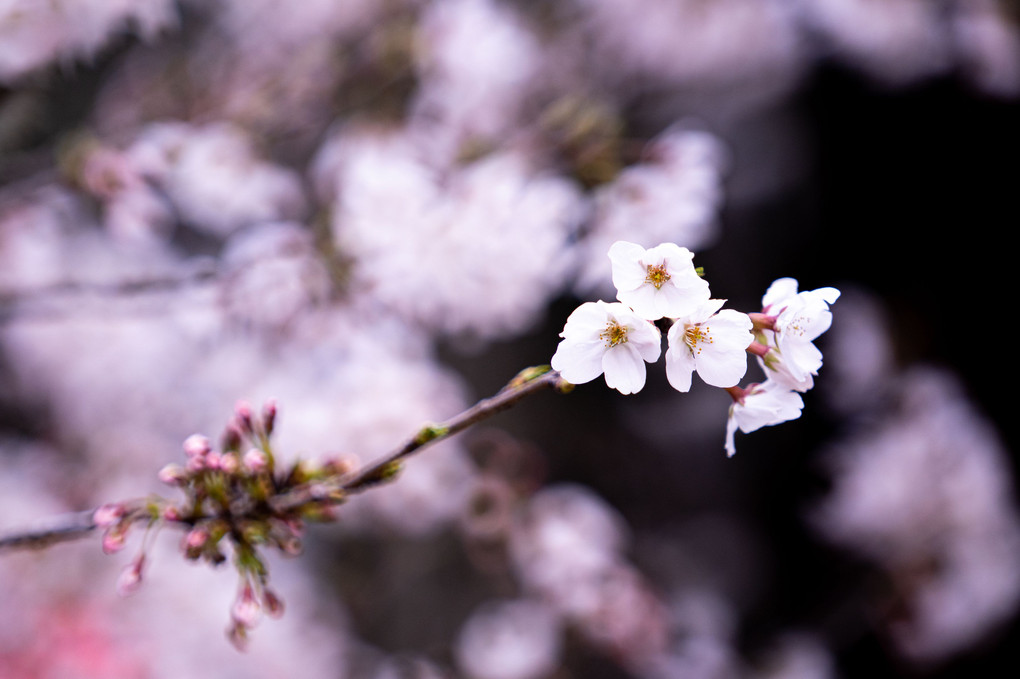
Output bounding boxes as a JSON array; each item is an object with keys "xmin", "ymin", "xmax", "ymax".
[{"xmin": 1, "ymin": 0, "xmax": 1018, "ymax": 677}]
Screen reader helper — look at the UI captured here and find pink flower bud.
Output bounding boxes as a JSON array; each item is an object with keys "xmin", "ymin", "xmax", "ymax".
[
  {"xmin": 243, "ymin": 448, "xmax": 268, "ymax": 474},
  {"xmin": 235, "ymin": 400, "xmax": 254, "ymax": 433},
  {"xmin": 158, "ymin": 463, "xmax": 187, "ymax": 486},
  {"xmin": 205, "ymin": 451, "xmax": 222, "ymax": 470},
  {"xmin": 185, "ymin": 527, "xmax": 208, "ymax": 550},
  {"xmin": 227, "ymin": 622, "xmax": 249, "ymax": 651},
  {"xmin": 261, "ymin": 399, "xmax": 277, "ymax": 436},
  {"xmin": 93, "ymin": 503, "xmax": 125, "ymax": 528},
  {"xmin": 162, "ymin": 505, "xmax": 182, "ymax": 521},
  {"xmin": 102, "ymin": 525, "xmax": 128, "ymax": 554},
  {"xmin": 221, "ymin": 422, "xmax": 243, "ymax": 452},
  {"xmin": 186, "ymin": 455, "xmax": 207, "ymax": 472},
  {"xmin": 263, "ymin": 589, "xmax": 285, "ymax": 619},
  {"xmin": 183, "ymin": 526, "xmax": 208, "ymax": 559},
  {"xmin": 220, "ymin": 452, "xmax": 240, "ymax": 474},
  {"xmin": 183, "ymin": 434, "xmax": 211, "ymax": 459},
  {"xmin": 116, "ymin": 555, "xmax": 145, "ymax": 596},
  {"xmin": 232, "ymin": 582, "xmax": 262, "ymax": 628}
]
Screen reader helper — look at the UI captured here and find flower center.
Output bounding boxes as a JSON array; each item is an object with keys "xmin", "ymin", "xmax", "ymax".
[
  {"xmin": 683, "ymin": 323, "xmax": 713, "ymax": 355},
  {"xmin": 644, "ymin": 264, "xmax": 671, "ymax": 290},
  {"xmin": 600, "ymin": 320, "xmax": 629, "ymax": 347}
]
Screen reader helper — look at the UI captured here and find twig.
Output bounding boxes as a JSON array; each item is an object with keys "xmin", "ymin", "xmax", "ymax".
[{"xmin": 0, "ymin": 509, "xmax": 98, "ymax": 552}]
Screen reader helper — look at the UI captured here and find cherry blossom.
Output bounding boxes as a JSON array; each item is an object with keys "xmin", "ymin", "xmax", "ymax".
[
  {"xmin": 759, "ymin": 278, "xmax": 841, "ymax": 391},
  {"xmin": 608, "ymin": 241, "xmax": 710, "ymax": 321},
  {"xmin": 665, "ymin": 299, "xmax": 753, "ymax": 392},
  {"xmin": 551, "ymin": 301, "xmax": 661, "ymax": 395},
  {"xmin": 724, "ymin": 380, "xmax": 804, "ymax": 457}
]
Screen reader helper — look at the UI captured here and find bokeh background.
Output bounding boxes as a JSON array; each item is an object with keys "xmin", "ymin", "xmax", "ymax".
[{"xmin": 2, "ymin": 1, "xmax": 1018, "ymax": 677}]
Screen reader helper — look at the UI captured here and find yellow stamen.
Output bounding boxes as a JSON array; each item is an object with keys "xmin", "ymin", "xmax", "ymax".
[
  {"xmin": 645, "ymin": 264, "xmax": 671, "ymax": 290},
  {"xmin": 600, "ymin": 320, "xmax": 629, "ymax": 347},
  {"xmin": 684, "ymin": 323, "xmax": 713, "ymax": 355}
]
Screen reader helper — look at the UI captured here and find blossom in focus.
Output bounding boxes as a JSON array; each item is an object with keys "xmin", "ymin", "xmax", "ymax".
[
  {"xmin": 724, "ymin": 380, "xmax": 804, "ymax": 457},
  {"xmin": 759, "ymin": 278, "xmax": 841, "ymax": 391},
  {"xmin": 551, "ymin": 301, "xmax": 661, "ymax": 395},
  {"xmin": 609, "ymin": 241, "xmax": 710, "ymax": 320},
  {"xmin": 665, "ymin": 299, "xmax": 752, "ymax": 392}
]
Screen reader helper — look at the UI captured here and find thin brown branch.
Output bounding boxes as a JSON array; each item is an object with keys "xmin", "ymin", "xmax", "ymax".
[
  {"xmin": 0, "ymin": 368, "xmax": 568, "ymax": 552},
  {"xmin": 0, "ymin": 509, "xmax": 97, "ymax": 552}
]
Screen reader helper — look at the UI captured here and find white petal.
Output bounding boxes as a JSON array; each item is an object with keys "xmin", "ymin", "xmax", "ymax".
[
  {"xmin": 655, "ymin": 280, "xmax": 709, "ymax": 319},
  {"xmin": 551, "ymin": 339, "xmax": 605, "ymax": 385},
  {"xmin": 602, "ymin": 344, "xmax": 647, "ymax": 394},
  {"xmin": 618, "ymin": 286, "xmax": 661, "ymax": 320},
  {"xmin": 559, "ymin": 301, "xmax": 611, "ymax": 340},
  {"xmin": 608, "ymin": 241, "xmax": 651, "ymax": 293},
  {"xmin": 665, "ymin": 333, "xmax": 695, "ymax": 392},
  {"xmin": 695, "ymin": 345, "xmax": 748, "ymax": 388},
  {"xmin": 724, "ymin": 412, "xmax": 739, "ymax": 457},
  {"xmin": 652, "ymin": 243, "xmax": 695, "ymax": 271},
  {"xmin": 762, "ymin": 277, "xmax": 799, "ymax": 310}
]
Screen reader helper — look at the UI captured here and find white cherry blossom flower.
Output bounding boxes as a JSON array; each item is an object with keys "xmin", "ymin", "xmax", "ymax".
[
  {"xmin": 551, "ymin": 301, "xmax": 661, "ymax": 395},
  {"xmin": 665, "ymin": 299, "xmax": 752, "ymax": 392},
  {"xmin": 724, "ymin": 380, "xmax": 804, "ymax": 457},
  {"xmin": 759, "ymin": 278, "xmax": 841, "ymax": 391},
  {"xmin": 609, "ymin": 241, "xmax": 710, "ymax": 321}
]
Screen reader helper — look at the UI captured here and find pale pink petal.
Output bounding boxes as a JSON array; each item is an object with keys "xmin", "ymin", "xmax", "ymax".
[
  {"xmin": 551, "ymin": 339, "xmax": 606, "ymax": 384},
  {"xmin": 608, "ymin": 241, "xmax": 650, "ymax": 292},
  {"xmin": 602, "ymin": 344, "xmax": 647, "ymax": 394},
  {"xmin": 762, "ymin": 277, "xmax": 799, "ymax": 310}
]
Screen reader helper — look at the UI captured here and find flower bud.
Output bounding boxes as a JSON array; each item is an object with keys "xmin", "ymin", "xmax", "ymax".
[
  {"xmin": 220, "ymin": 452, "xmax": 240, "ymax": 474},
  {"xmin": 243, "ymin": 448, "xmax": 268, "ymax": 474},
  {"xmin": 102, "ymin": 525, "xmax": 129, "ymax": 554},
  {"xmin": 235, "ymin": 400, "xmax": 254, "ymax": 434},
  {"xmin": 227, "ymin": 622, "xmax": 249, "ymax": 651},
  {"xmin": 183, "ymin": 526, "xmax": 209, "ymax": 559},
  {"xmin": 183, "ymin": 434, "xmax": 211, "ymax": 459},
  {"xmin": 263, "ymin": 588, "xmax": 285, "ymax": 619},
  {"xmin": 221, "ymin": 422, "xmax": 243, "ymax": 452},
  {"xmin": 116, "ymin": 555, "xmax": 145, "ymax": 596},
  {"xmin": 261, "ymin": 399, "xmax": 278, "ymax": 436},
  {"xmin": 232, "ymin": 582, "xmax": 262, "ymax": 628},
  {"xmin": 93, "ymin": 503, "xmax": 125, "ymax": 528},
  {"xmin": 158, "ymin": 463, "xmax": 188, "ymax": 486}
]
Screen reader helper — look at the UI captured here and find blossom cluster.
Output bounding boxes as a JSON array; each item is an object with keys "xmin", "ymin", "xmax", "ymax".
[
  {"xmin": 93, "ymin": 400, "xmax": 352, "ymax": 649},
  {"xmin": 551, "ymin": 241, "xmax": 839, "ymax": 455}
]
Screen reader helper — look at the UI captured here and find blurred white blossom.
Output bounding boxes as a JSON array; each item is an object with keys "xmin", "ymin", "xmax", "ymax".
[
  {"xmin": 577, "ymin": 126, "xmax": 727, "ymax": 295},
  {"xmin": 455, "ymin": 599, "xmax": 561, "ymax": 679},
  {"xmin": 816, "ymin": 368, "xmax": 1020, "ymax": 660},
  {"xmin": 317, "ymin": 126, "xmax": 586, "ymax": 339}
]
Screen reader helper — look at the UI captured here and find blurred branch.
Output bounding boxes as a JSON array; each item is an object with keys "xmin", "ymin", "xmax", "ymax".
[
  {"xmin": 0, "ymin": 509, "xmax": 97, "ymax": 552},
  {"xmin": 0, "ymin": 367, "xmax": 567, "ymax": 553}
]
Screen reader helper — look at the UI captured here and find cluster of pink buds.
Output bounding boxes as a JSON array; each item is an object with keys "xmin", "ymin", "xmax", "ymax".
[{"xmin": 96, "ymin": 399, "xmax": 355, "ymax": 649}]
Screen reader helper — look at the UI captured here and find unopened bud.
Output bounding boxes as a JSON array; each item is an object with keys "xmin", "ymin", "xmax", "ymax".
[
  {"xmin": 222, "ymin": 422, "xmax": 243, "ymax": 452},
  {"xmin": 102, "ymin": 524, "xmax": 129, "ymax": 554},
  {"xmin": 220, "ymin": 452, "xmax": 240, "ymax": 474},
  {"xmin": 183, "ymin": 526, "xmax": 209, "ymax": 559},
  {"xmin": 93, "ymin": 503, "xmax": 125, "ymax": 528},
  {"xmin": 243, "ymin": 448, "xmax": 268, "ymax": 474},
  {"xmin": 116, "ymin": 555, "xmax": 145, "ymax": 596},
  {"xmin": 261, "ymin": 399, "xmax": 277, "ymax": 436},
  {"xmin": 227, "ymin": 622, "xmax": 249, "ymax": 651},
  {"xmin": 263, "ymin": 589, "xmax": 285, "ymax": 618},
  {"xmin": 183, "ymin": 434, "xmax": 211, "ymax": 459},
  {"xmin": 158, "ymin": 463, "xmax": 188, "ymax": 486},
  {"xmin": 232, "ymin": 582, "xmax": 262, "ymax": 628},
  {"xmin": 235, "ymin": 400, "xmax": 254, "ymax": 434}
]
